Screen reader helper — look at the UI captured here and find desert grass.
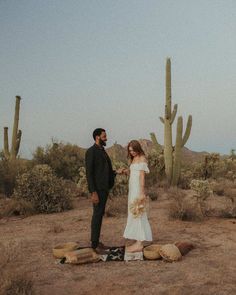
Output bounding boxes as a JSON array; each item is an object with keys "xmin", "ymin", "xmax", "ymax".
[
  {"xmin": 0, "ymin": 241, "xmax": 34, "ymax": 295},
  {"xmin": 0, "ymin": 198, "xmax": 35, "ymax": 218},
  {"xmin": 47, "ymin": 223, "xmax": 64, "ymax": 233}
]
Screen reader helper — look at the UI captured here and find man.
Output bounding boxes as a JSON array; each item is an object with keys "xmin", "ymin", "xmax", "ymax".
[{"xmin": 85, "ymin": 128, "xmax": 122, "ymax": 252}]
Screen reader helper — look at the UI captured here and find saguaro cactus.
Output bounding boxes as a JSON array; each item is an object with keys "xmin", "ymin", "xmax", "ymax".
[
  {"xmin": 150, "ymin": 58, "xmax": 192, "ymax": 186},
  {"xmin": 3, "ymin": 96, "xmax": 22, "ymax": 160},
  {"xmin": 172, "ymin": 115, "xmax": 192, "ymax": 185}
]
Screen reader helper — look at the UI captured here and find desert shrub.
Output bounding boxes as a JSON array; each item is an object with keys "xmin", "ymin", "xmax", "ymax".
[
  {"xmin": 193, "ymin": 153, "xmax": 236, "ymax": 181},
  {"xmin": 229, "ymin": 149, "xmax": 236, "ymax": 160},
  {"xmin": 76, "ymin": 161, "xmax": 129, "ymax": 198},
  {"xmin": 210, "ymin": 178, "xmax": 236, "ymax": 196},
  {"xmin": 13, "ymin": 164, "xmax": 73, "ymax": 214},
  {"xmin": 211, "ymin": 182, "xmax": 225, "ymax": 196},
  {"xmin": 146, "ymin": 150, "xmax": 165, "ymax": 186},
  {"xmin": 110, "ymin": 174, "xmax": 128, "ymax": 197},
  {"xmin": 146, "ymin": 185, "xmax": 159, "ymax": 201},
  {"xmin": 110, "ymin": 161, "xmax": 129, "ymax": 197},
  {"xmin": 32, "ymin": 141, "xmax": 85, "ymax": 181},
  {"xmin": 222, "ymin": 188, "xmax": 236, "ymax": 218},
  {"xmin": 168, "ymin": 187, "xmax": 206, "ymax": 221},
  {"xmin": 0, "ymin": 153, "xmax": 31, "ymax": 197},
  {"xmin": 178, "ymin": 169, "xmax": 194, "ymax": 189},
  {"xmin": 105, "ymin": 195, "xmax": 127, "ymax": 217},
  {"xmin": 0, "ymin": 198, "xmax": 35, "ymax": 218}
]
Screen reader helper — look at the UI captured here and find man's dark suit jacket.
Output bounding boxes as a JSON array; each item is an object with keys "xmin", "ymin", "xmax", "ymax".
[{"xmin": 85, "ymin": 144, "xmax": 116, "ymax": 193}]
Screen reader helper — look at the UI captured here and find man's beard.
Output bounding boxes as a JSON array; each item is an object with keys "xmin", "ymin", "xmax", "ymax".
[{"xmin": 99, "ymin": 139, "xmax": 106, "ymax": 146}]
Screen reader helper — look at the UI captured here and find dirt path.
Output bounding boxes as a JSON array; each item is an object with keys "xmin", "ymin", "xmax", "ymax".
[{"xmin": 1, "ymin": 197, "xmax": 236, "ymax": 295}]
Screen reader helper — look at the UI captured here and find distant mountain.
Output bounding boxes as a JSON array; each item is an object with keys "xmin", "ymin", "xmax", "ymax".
[{"xmin": 106, "ymin": 139, "xmax": 208, "ymax": 164}]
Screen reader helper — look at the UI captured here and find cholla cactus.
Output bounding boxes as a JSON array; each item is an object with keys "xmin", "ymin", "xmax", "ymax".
[
  {"xmin": 148, "ymin": 150, "xmax": 165, "ymax": 174},
  {"xmin": 190, "ymin": 179, "xmax": 212, "ymax": 200},
  {"xmin": 190, "ymin": 179, "xmax": 212, "ymax": 219},
  {"xmin": 110, "ymin": 161, "xmax": 128, "ymax": 196},
  {"xmin": 77, "ymin": 167, "xmax": 89, "ymax": 196}
]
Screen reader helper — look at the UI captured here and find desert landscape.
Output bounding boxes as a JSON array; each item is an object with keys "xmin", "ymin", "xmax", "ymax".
[
  {"xmin": 1, "ymin": 2, "xmax": 236, "ymax": 294},
  {"xmin": 1, "ymin": 128, "xmax": 236, "ymax": 294}
]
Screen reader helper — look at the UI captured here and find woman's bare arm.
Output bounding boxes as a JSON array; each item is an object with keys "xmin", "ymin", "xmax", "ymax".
[{"xmin": 139, "ymin": 170, "xmax": 146, "ymax": 199}]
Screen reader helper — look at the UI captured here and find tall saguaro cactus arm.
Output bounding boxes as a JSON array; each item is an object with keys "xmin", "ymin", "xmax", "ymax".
[
  {"xmin": 170, "ymin": 104, "xmax": 178, "ymax": 124},
  {"xmin": 172, "ymin": 117, "xmax": 183, "ymax": 186},
  {"xmin": 150, "ymin": 132, "xmax": 162, "ymax": 153},
  {"xmin": 4, "ymin": 127, "xmax": 10, "ymax": 159},
  {"xmin": 172, "ymin": 116, "xmax": 193, "ymax": 186},
  {"xmin": 11, "ymin": 96, "xmax": 21, "ymax": 158},
  {"xmin": 181, "ymin": 115, "xmax": 192, "ymax": 147},
  {"xmin": 3, "ymin": 96, "xmax": 22, "ymax": 160},
  {"xmin": 165, "ymin": 58, "xmax": 172, "ymax": 119}
]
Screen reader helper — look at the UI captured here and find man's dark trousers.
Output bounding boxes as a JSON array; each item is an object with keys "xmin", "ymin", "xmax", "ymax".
[{"xmin": 91, "ymin": 190, "xmax": 109, "ymax": 249}]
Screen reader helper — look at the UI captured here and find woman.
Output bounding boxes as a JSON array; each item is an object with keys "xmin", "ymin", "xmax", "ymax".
[{"xmin": 122, "ymin": 140, "xmax": 152, "ymax": 252}]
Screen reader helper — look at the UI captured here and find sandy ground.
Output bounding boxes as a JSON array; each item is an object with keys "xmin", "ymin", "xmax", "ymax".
[{"xmin": 1, "ymin": 195, "xmax": 236, "ymax": 295}]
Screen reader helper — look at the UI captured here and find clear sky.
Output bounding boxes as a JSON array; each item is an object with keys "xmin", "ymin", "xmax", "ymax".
[{"xmin": 0, "ymin": 0, "xmax": 236, "ymax": 158}]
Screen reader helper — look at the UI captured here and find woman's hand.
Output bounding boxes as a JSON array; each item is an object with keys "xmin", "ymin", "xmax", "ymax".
[
  {"xmin": 122, "ymin": 168, "xmax": 129, "ymax": 175},
  {"xmin": 139, "ymin": 194, "xmax": 146, "ymax": 202},
  {"xmin": 116, "ymin": 168, "xmax": 124, "ymax": 175}
]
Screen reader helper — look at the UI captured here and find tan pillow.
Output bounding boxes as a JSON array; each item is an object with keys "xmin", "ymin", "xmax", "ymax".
[
  {"xmin": 143, "ymin": 244, "xmax": 162, "ymax": 260},
  {"xmin": 53, "ymin": 242, "xmax": 79, "ymax": 258},
  {"xmin": 65, "ymin": 248, "xmax": 100, "ymax": 264},
  {"xmin": 159, "ymin": 244, "xmax": 182, "ymax": 262}
]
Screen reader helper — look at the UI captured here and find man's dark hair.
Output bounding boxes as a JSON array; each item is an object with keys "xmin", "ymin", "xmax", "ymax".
[{"xmin": 93, "ymin": 128, "xmax": 106, "ymax": 140}]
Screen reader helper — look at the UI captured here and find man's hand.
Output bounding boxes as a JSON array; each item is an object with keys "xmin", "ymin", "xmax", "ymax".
[{"xmin": 91, "ymin": 192, "xmax": 99, "ymax": 204}]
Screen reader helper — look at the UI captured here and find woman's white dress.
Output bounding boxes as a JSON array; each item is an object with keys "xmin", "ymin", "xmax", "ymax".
[{"xmin": 123, "ymin": 162, "xmax": 153, "ymax": 241}]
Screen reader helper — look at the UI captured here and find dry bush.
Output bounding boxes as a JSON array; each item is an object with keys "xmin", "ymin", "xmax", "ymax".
[
  {"xmin": 0, "ymin": 156, "xmax": 31, "ymax": 197},
  {"xmin": 146, "ymin": 151, "xmax": 165, "ymax": 186},
  {"xmin": 211, "ymin": 182, "xmax": 225, "ymax": 196},
  {"xmin": 0, "ymin": 241, "xmax": 21, "ymax": 268},
  {"xmin": 105, "ymin": 196, "xmax": 127, "ymax": 217},
  {"xmin": 13, "ymin": 164, "xmax": 73, "ymax": 214},
  {"xmin": 147, "ymin": 185, "xmax": 159, "ymax": 201},
  {"xmin": 0, "ymin": 241, "xmax": 34, "ymax": 295},
  {"xmin": 221, "ymin": 187, "xmax": 236, "ymax": 218},
  {"xmin": 154, "ymin": 179, "xmax": 169, "ymax": 191},
  {"xmin": 178, "ymin": 170, "xmax": 193, "ymax": 189},
  {"xmin": 0, "ymin": 198, "xmax": 35, "ymax": 218},
  {"xmin": 2, "ymin": 275, "xmax": 34, "ymax": 295},
  {"xmin": 48, "ymin": 223, "xmax": 64, "ymax": 233},
  {"xmin": 168, "ymin": 187, "xmax": 206, "ymax": 221},
  {"xmin": 211, "ymin": 179, "xmax": 236, "ymax": 195},
  {"xmin": 32, "ymin": 141, "xmax": 85, "ymax": 182},
  {"xmin": 110, "ymin": 161, "xmax": 129, "ymax": 197},
  {"xmin": 193, "ymin": 154, "xmax": 236, "ymax": 180}
]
